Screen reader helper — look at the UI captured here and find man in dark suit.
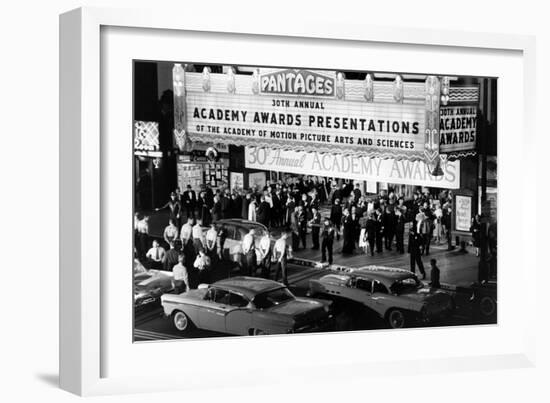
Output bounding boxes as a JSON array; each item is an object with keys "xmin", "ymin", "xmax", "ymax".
[
  {"xmin": 296, "ymin": 205, "xmax": 308, "ymax": 249},
  {"xmin": 220, "ymin": 190, "xmax": 231, "ymax": 219},
  {"xmin": 382, "ymin": 207, "xmax": 396, "ymax": 251},
  {"xmin": 429, "ymin": 258, "xmax": 441, "ymax": 288},
  {"xmin": 353, "ymin": 183, "xmax": 362, "ymax": 203},
  {"xmin": 365, "ymin": 213, "xmax": 377, "ymax": 257},
  {"xmin": 162, "ymin": 241, "xmax": 180, "ymax": 271},
  {"xmin": 242, "ymin": 192, "xmax": 252, "ymax": 220},
  {"xmin": 256, "ymin": 195, "xmax": 271, "ymax": 226},
  {"xmin": 183, "ymin": 185, "xmax": 197, "ymax": 218},
  {"xmin": 375, "ymin": 210, "xmax": 384, "ymax": 253},
  {"xmin": 330, "ymin": 199, "xmax": 343, "ymax": 241},
  {"xmin": 408, "ymin": 227, "xmax": 426, "ymax": 279},
  {"xmin": 309, "ymin": 207, "xmax": 321, "ymax": 250},
  {"xmin": 271, "ymin": 189, "xmax": 282, "ymax": 227},
  {"xmin": 211, "ymin": 195, "xmax": 222, "ymax": 222},
  {"xmin": 321, "ymin": 219, "xmax": 335, "ymax": 264},
  {"xmin": 394, "ymin": 209, "xmax": 406, "ymax": 254}
]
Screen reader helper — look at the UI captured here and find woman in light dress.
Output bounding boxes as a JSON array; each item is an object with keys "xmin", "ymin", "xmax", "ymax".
[
  {"xmin": 248, "ymin": 198, "xmax": 257, "ymax": 222},
  {"xmin": 434, "ymin": 204, "xmax": 443, "ymax": 244},
  {"xmin": 358, "ymin": 211, "xmax": 369, "ymax": 254}
]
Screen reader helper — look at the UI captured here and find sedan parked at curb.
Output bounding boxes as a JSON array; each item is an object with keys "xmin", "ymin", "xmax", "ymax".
[
  {"xmin": 161, "ymin": 276, "xmax": 333, "ymax": 336},
  {"xmin": 308, "ymin": 265, "xmax": 455, "ymax": 329}
]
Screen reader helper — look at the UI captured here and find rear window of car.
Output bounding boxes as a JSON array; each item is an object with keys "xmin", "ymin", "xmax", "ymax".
[
  {"xmin": 235, "ymin": 228, "xmax": 247, "ymax": 241},
  {"xmin": 253, "ymin": 288, "xmax": 294, "ymax": 309},
  {"xmin": 228, "ymin": 292, "xmax": 249, "ymax": 307},
  {"xmin": 355, "ymin": 278, "xmax": 372, "ymax": 292}
]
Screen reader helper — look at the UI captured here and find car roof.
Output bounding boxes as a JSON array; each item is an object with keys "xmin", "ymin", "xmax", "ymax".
[
  {"xmin": 329, "ymin": 265, "xmax": 414, "ymax": 284},
  {"xmin": 214, "ymin": 219, "xmax": 268, "ymax": 231},
  {"xmin": 211, "ymin": 276, "xmax": 283, "ymax": 299}
]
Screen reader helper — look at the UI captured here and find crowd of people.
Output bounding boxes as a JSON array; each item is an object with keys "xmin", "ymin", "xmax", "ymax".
[{"xmin": 134, "ymin": 175, "xmax": 495, "ymax": 293}]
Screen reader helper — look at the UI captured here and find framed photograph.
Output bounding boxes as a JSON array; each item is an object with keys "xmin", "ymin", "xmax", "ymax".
[{"xmin": 60, "ymin": 6, "xmax": 536, "ymax": 396}]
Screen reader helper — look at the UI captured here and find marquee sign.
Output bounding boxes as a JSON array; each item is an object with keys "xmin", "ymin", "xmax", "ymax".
[
  {"xmin": 185, "ymin": 91, "xmax": 426, "ymax": 159},
  {"xmin": 260, "ymin": 69, "xmax": 335, "ymax": 97},
  {"xmin": 245, "ymin": 147, "xmax": 460, "ymax": 189},
  {"xmin": 439, "ymin": 105, "xmax": 477, "ymax": 154},
  {"xmin": 173, "ymin": 66, "xmax": 481, "ymax": 163}
]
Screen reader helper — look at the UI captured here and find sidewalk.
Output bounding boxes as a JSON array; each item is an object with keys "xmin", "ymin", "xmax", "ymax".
[{"xmin": 291, "ymin": 230, "xmax": 481, "ymax": 288}]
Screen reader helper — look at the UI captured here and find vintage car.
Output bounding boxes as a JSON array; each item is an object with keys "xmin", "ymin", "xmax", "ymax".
[
  {"xmin": 161, "ymin": 276, "xmax": 333, "ymax": 335},
  {"xmin": 308, "ymin": 266, "xmax": 455, "ymax": 329},
  {"xmin": 214, "ymin": 218, "xmax": 270, "ymax": 254},
  {"xmin": 134, "ymin": 259, "xmax": 174, "ymax": 308},
  {"xmin": 213, "ymin": 219, "xmax": 283, "ymax": 269}
]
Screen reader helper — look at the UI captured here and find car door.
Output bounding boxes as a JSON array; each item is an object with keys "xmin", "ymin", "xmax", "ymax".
[
  {"xmin": 345, "ymin": 277, "xmax": 374, "ymax": 309},
  {"xmin": 198, "ymin": 287, "xmax": 234, "ymax": 333},
  {"xmin": 224, "ymin": 292, "xmax": 253, "ymax": 335},
  {"xmin": 370, "ymin": 280, "xmax": 390, "ymax": 316}
]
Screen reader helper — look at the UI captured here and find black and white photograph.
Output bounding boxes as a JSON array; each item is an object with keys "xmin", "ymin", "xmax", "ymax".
[{"xmin": 132, "ymin": 61, "xmax": 498, "ymax": 341}]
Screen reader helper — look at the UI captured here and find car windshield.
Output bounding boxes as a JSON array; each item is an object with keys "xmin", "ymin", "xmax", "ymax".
[
  {"xmin": 389, "ymin": 276, "xmax": 422, "ymax": 295},
  {"xmin": 253, "ymin": 287, "xmax": 295, "ymax": 309}
]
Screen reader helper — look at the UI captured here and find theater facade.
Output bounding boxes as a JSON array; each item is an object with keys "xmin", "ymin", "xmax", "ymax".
[{"xmin": 133, "ymin": 61, "xmax": 497, "ymax": 232}]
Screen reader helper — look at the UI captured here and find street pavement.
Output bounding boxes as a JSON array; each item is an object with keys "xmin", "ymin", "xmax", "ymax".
[
  {"xmin": 290, "ymin": 226, "xmax": 481, "ymax": 288},
  {"xmin": 134, "ymin": 253, "xmax": 491, "ymax": 342},
  {"xmin": 135, "ymin": 210, "xmax": 494, "ymax": 341}
]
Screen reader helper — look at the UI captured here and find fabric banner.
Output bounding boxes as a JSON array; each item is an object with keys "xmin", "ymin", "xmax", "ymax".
[{"xmin": 245, "ymin": 147, "xmax": 460, "ymax": 189}]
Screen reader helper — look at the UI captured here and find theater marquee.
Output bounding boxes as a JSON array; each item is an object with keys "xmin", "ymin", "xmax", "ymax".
[
  {"xmin": 186, "ymin": 92, "xmax": 425, "ymax": 159},
  {"xmin": 173, "ymin": 65, "xmax": 480, "ymax": 164}
]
